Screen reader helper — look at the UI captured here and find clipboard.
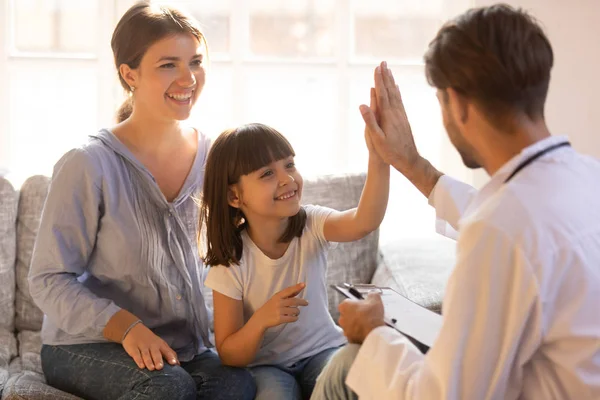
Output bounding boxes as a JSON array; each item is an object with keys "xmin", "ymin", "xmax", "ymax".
[{"xmin": 331, "ymin": 283, "xmax": 442, "ymax": 353}]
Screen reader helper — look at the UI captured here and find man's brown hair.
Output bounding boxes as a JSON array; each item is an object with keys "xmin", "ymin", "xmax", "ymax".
[{"xmin": 425, "ymin": 4, "xmax": 554, "ymax": 128}]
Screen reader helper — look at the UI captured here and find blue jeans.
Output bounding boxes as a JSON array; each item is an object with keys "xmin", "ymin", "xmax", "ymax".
[
  {"xmin": 41, "ymin": 343, "xmax": 256, "ymax": 400},
  {"xmin": 250, "ymin": 346, "xmax": 342, "ymax": 400}
]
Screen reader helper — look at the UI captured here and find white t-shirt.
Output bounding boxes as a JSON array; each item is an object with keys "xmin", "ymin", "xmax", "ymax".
[{"xmin": 204, "ymin": 204, "xmax": 347, "ymax": 367}]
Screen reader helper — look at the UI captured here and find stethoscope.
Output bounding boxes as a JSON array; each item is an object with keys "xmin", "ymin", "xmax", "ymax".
[{"xmin": 504, "ymin": 142, "xmax": 571, "ymax": 183}]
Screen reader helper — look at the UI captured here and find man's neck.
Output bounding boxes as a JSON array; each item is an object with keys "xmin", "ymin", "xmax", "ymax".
[{"xmin": 480, "ymin": 118, "xmax": 552, "ymax": 176}]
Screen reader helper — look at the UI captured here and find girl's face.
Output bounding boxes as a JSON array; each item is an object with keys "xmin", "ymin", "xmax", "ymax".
[
  {"xmin": 231, "ymin": 156, "xmax": 303, "ymax": 222},
  {"xmin": 122, "ymin": 33, "xmax": 205, "ymax": 122}
]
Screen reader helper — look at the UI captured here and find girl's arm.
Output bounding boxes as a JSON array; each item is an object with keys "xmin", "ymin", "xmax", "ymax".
[
  {"xmin": 323, "ymin": 89, "xmax": 390, "ymax": 243},
  {"xmin": 214, "ymin": 283, "xmax": 308, "ymax": 367},
  {"xmin": 213, "ymin": 291, "xmax": 265, "ymax": 367}
]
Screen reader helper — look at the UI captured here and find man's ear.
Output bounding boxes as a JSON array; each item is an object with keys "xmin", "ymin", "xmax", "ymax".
[
  {"xmin": 228, "ymin": 185, "xmax": 241, "ymax": 208},
  {"xmin": 446, "ymin": 87, "xmax": 469, "ymax": 124},
  {"xmin": 119, "ymin": 63, "xmax": 138, "ymax": 91}
]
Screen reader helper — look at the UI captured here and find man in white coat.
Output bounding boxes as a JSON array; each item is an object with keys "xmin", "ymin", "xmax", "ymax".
[{"xmin": 312, "ymin": 4, "xmax": 600, "ymax": 400}]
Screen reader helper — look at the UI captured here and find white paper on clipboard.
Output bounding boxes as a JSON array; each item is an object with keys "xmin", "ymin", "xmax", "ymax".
[{"xmin": 331, "ymin": 284, "xmax": 442, "ymax": 348}]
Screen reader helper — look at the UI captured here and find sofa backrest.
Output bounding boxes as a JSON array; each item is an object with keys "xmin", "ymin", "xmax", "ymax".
[
  {"xmin": 0, "ymin": 177, "xmax": 17, "ymax": 333},
  {"xmin": 5, "ymin": 172, "xmax": 377, "ymax": 328},
  {"xmin": 302, "ymin": 173, "xmax": 379, "ymax": 319},
  {"xmin": 15, "ymin": 176, "xmax": 50, "ymax": 332},
  {"xmin": 0, "ymin": 177, "xmax": 19, "ymax": 391}
]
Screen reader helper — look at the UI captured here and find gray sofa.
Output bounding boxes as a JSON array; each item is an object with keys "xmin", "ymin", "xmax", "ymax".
[{"xmin": 0, "ymin": 173, "xmax": 455, "ymax": 399}]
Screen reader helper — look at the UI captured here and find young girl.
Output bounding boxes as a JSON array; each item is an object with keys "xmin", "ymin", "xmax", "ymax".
[{"xmin": 202, "ymin": 96, "xmax": 390, "ymax": 399}]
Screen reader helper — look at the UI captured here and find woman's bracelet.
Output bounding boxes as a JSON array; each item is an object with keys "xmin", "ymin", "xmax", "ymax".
[{"xmin": 121, "ymin": 319, "xmax": 142, "ymax": 342}]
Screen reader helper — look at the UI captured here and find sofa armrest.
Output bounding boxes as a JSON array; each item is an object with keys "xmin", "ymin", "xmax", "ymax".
[{"xmin": 372, "ymin": 235, "xmax": 456, "ymax": 314}]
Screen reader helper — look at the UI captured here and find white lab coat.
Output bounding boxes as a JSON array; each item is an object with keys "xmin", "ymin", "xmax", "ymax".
[{"xmin": 346, "ymin": 136, "xmax": 600, "ymax": 399}]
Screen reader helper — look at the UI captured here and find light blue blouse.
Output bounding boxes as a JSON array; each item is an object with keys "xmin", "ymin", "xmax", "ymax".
[{"xmin": 29, "ymin": 129, "xmax": 212, "ymax": 361}]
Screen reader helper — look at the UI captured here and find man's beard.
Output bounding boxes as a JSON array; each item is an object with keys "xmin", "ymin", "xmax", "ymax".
[
  {"xmin": 458, "ymin": 148, "xmax": 481, "ymax": 169},
  {"xmin": 446, "ymin": 119, "xmax": 481, "ymax": 169}
]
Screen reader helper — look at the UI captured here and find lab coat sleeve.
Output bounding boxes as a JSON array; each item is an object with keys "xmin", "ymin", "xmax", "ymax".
[{"xmin": 428, "ymin": 175, "xmax": 478, "ymax": 240}]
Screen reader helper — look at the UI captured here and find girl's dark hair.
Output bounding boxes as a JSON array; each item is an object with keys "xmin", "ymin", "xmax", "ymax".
[
  {"xmin": 201, "ymin": 123, "xmax": 307, "ymax": 267},
  {"xmin": 424, "ymin": 4, "xmax": 553, "ymax": 128},
  {"xmin": 111, "ymin": 1, "xmax": 207, "ymax": 122}
]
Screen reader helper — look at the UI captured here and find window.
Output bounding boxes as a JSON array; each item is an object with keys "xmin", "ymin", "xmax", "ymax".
[
  {"xmin": 0, "ymin": 0, "xmax": 473, "ymax": 240},
  {"xmin": 13, "ymin": 0, "xmax": 99, "ymax": 54},
  {"xmin": 248, "ymin": 1, "xmax": 335, "ymax": 59},
  {"xmin": 0, "ymin": 0, "xmax": 115, "ymax": 184},
  {"xmin": 158, "ymin": 0, "xmax": 231, "ymax": 55}
]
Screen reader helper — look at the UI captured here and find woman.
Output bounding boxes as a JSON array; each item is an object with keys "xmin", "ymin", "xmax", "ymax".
[{"xmin": 28, "ymin": 2, "xmax": 255, "ymax": 399}]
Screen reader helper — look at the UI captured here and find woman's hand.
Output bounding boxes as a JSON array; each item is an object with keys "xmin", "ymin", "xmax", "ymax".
[
  {"xmin": 254, "ymin": 283, "xmax": 309, "ymax": 330},
  {"xmin": 122, "ymin": 323, "xmax": 180, "ymax": 370}
]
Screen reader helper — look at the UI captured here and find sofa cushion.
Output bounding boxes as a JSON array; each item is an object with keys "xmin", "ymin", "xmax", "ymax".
[
  {"xmin": 15, "ymin": 177, "xmax": 50, "ymax": 332},
  {"xmin": 16, "ymin": 332, "xmax": 42, "ymax": 376},
  {"xmin": 301, "ymin": 173, "xmax": 378, "ymax": 320},
  {"xmin": 0, "ymin": 329, "xmax": 18, "ymax": 396},
  {"xmin": 2, "ymin": 369, "xmax": 81, "ymax": 400},
  {"xmin": 0, "ymin": 331, "xmax": 54, "ymax": 400},
  {"xmin": 7, "ymin": 358, "xmax": 21, "ymax": 380},
  {"xmin": 0, "ymin": 178, "xmax": 17, "ymax": 332},
  {"xmin": 378, "ymin": 235, "xmax": 456, "ymax": 314},
  {"xmin": 3, "ymin": 351, "xmax": 81, "ymax": 400}
]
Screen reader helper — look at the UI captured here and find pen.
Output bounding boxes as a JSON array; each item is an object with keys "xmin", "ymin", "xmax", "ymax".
[
  {"xmin": 347, "ymin": 286, "xmax": 397, "ymax": 323},
  {"xmin": 348, "ymin": 286, "xmax": 364, "ymax": 300}
]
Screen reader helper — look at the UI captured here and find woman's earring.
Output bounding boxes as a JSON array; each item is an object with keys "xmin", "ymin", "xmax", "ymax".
[{"xmin": 130, "ymin": 86, "xmax": 136, "ymax": 93}]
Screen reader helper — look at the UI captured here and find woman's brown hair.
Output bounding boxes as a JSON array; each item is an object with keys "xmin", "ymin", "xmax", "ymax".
[
  {"xmin": 111, "ymin": 1, "xmax": 207, "ymax": 122},
  {"xmin": 201, "ymin": 123, "xmax": 307, "ymax": 267}
]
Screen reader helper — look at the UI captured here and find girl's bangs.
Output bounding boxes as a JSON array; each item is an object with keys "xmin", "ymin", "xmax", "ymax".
[{"xmin": 231, "ymin": 124, "xmax": 296, "ymax": 181}]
